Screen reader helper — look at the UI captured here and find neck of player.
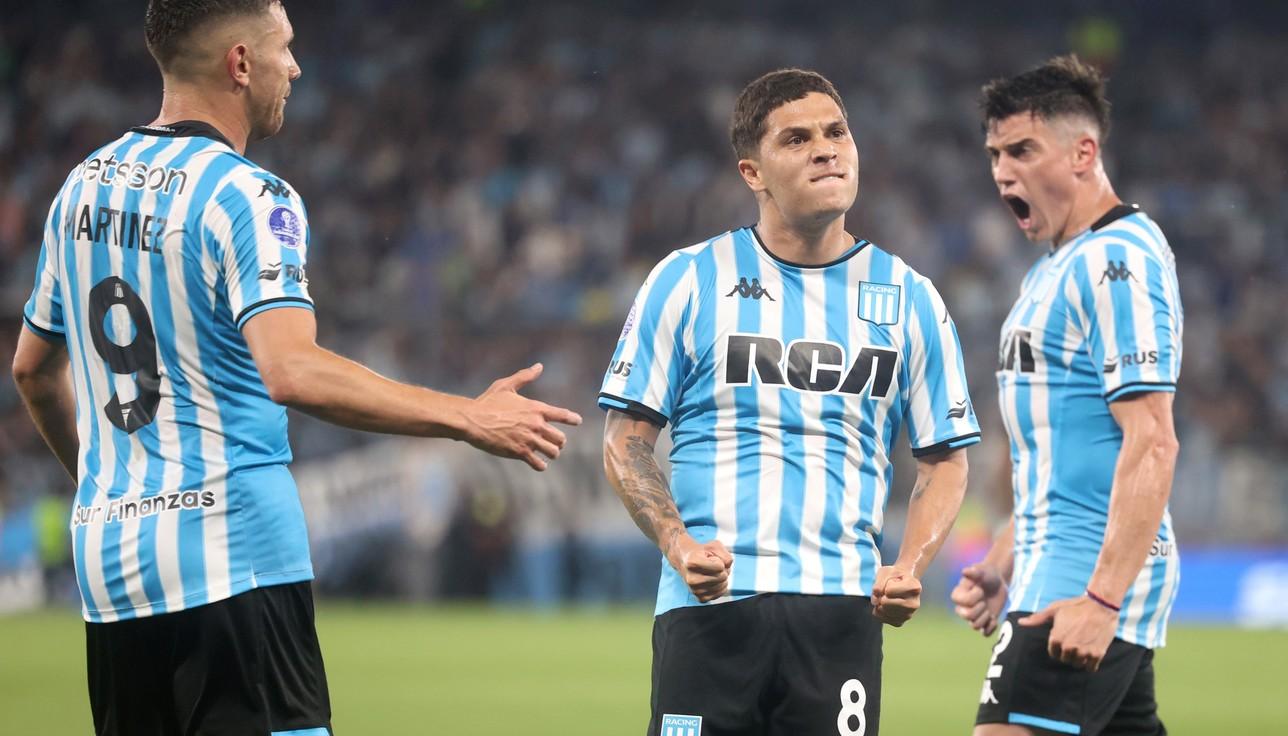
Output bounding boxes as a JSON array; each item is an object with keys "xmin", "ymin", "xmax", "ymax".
[
  {"xmin": 756, "ymin": 205, "xmax": 853, "ymax": 266},
  {"xmin": 153, "ymin": 82, "xmax": 251, "ymax": 155},
  {"xmin": 1053, "ymin": 164, "xmax": 1121, "ymax": 248}
]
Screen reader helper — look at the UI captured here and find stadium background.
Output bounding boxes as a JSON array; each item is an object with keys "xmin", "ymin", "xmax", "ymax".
[{"xmin": 1, "ymin": 1, "xmax": 1285, "ymax": 733}]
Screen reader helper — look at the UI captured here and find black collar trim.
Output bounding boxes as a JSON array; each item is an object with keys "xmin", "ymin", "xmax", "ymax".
[
  {"xmin": 1090, "ymin": 203, "xmax": 1140, "ymax": 232},
  {"xmin": 749, "ymin": 226, "xmax": 869, "ymax": 269},
  {"xmin": 130, "ymin": 120, "xmax": 234, "ymax": 150}
]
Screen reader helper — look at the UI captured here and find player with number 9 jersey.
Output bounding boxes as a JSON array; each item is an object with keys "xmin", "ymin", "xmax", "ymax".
[{"xmin": 23, "ymin": 120, "xmax": 315, "ymax": 623}]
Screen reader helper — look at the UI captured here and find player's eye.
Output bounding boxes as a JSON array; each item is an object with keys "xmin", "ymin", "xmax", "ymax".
[{"xmin": 787, "ymin": 135, "xmax": 804, "ymax": 146}]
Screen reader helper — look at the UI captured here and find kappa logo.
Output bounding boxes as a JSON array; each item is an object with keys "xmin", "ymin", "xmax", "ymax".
[
  {"xmin": 726, "ymin": 277, "xmax": 774, "ymax": 300},
  {"xmin": 1098, "ymin": 260, "xmax": 1138, "ymax": 284},
  {"xmin": 661, "ymin": 714, "xmax": 702, "ymax": 736},
  {"xmin": 946, "ymin": 399, "xmax": 969, "ymax": 420},
  {"xmin": 258, "ymin": 178, "xmax": 292, "ymax": 199}
]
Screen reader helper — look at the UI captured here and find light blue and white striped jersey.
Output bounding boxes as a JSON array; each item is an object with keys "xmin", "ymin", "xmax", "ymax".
[
  {"xmin": 23, "ymin": 122, "xmax": 315, "ymax": 622},
  {"xmin": 600, "ymin": 227, "xmax": 981, "ymax": 616},
  {"xmin": 997, "ymin": 205, "xmax": 1183, "ymax": 649}
]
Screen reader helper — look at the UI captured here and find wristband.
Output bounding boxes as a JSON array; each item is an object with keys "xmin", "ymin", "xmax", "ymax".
[{"xmin": 1085, "ymin": 588, "xmax": 1121, "ymax": 612}]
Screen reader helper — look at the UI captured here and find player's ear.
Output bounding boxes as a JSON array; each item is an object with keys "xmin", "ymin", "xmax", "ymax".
[
  {"xmin": 226, "ymin": 43, "xmax": 252, "ymax": 89},
  {"xmin": 738, "ymin": 158, "xmax": 766, "ymax": 193},
  {"xmin": 1071, "ymin": 132, "xmax": 1098, "ymax": 174}
]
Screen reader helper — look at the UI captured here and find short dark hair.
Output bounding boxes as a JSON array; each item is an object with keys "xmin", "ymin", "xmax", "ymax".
[
  {"xmin": 730, "ymin": 68, "xmax": 847, "ymax": 159},
  {"xmin": 145, "ymin": 0, "xmax": 279, "ymax": 72},
  {"xmin": 980, "ymin": 54, "xmax": 1111, "ymax": 141}
]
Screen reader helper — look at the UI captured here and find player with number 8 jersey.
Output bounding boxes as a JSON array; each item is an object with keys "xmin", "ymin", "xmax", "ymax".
[{"xmin": 601, "ymin": 68, "xmax": 981, "ymax": 736}]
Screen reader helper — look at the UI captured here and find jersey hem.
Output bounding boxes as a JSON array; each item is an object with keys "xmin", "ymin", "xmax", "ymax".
[
  {"xmin": 911, "ymin": 431, "xmax": 981, "ymax": 457},
  {"xmin": 235, "ymin": 297, "xmax": 315, "ymax": 330},
  {"xmin": 1105, "ymin": 381, "xmax": 1176, "ymax": 402},
  {"xmin": 22, "ymin": 315, "xmax": 66, "ymax": 341},
  {"xmin": 598, "ymin": 392, "xmax": 668, "ymax": 427},
  {"xmin": 81, "ymin": 568, "xmax": 314, "ymax": 623}
]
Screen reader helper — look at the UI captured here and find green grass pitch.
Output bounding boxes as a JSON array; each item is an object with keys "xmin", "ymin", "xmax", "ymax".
[{"xmin": 1, "ymin": 604, "xmax": 1284, "ymax": 734}]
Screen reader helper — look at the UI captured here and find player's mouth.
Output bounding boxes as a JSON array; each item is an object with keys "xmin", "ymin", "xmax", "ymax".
[
  {"xmin": 810, "ymin": 172, "xmax": 847, "ymax": 183},
  {"xmin": 1003, "ymin": 194, "xmax": 1032, "ymax": 230}
]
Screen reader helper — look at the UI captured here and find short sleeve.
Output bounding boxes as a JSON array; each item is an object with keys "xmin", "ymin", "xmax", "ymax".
[
  {"xmin": 23, "ymin": 193, "xmax": 68, "ymax": 340},
  {"xmin": 206, "ymin": 170, "xmax": 314, "ymax": 330},
  {"xmin": 598, "ymin": 252, "xmax": 696, "ymax": 426},
  {"xmin": 901, "ymin": 275, "xmax": 981, "ymax": 456},
  {"xmin": 1068, "ymin": 238, "xmax": 1182, "ymax": 402}
]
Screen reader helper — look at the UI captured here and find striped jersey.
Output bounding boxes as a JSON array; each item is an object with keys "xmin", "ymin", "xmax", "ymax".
[
  {"xmin": 998, "ymin": 205, "xmax": 1182, "ymax": 648},
  {"xmin": 599, "ymin": 227, "xmax": 981, "ymax": 616},
  {"xmin": 22, "ymin": 121, "xmax": 315, "ymax": 622}
]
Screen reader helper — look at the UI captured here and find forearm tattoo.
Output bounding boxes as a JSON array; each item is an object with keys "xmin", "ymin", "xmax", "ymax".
[{"xmin": 619, "ymin": 434, "xmax": 684, "ymax": 556}]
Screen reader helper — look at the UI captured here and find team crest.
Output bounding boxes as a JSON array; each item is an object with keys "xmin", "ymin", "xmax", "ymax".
[
  {"xmin": 661, "ymin": 714, "xmax": 702, "ymax": 736},
  {"xmin": 858, "ymin": 282, "xmax": 901, "ymax": 325}
]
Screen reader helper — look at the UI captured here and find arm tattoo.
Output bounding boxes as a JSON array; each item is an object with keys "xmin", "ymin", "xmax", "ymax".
[
  {"xmin": 618, "ymin": 434, "xmax": 684, "ymax": 555},
  {"xmin": 909, "ymin": 472, "xmax": 931, "ymax": 503}
]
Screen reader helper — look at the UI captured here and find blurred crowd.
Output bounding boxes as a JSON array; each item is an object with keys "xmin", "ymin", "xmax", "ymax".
[{"xmin": 2, "ymin": 0, "xmax": 1286, "ymax": 553}]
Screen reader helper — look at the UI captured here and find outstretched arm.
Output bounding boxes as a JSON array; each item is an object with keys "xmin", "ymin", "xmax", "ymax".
[
  {"xmin": 242, "ymin": 307, "xmax": 581, "ymax": 471},
  {"xmin": 872, "ymin": 447, "xmax": 969, "ymax": 626},
  {"xmin": 12, "ymin": 326, "xmax": 78, "ymax": 481},
  {"xmin": 602, "ymin": 409, "xmax": 730, "ymax": 602}
]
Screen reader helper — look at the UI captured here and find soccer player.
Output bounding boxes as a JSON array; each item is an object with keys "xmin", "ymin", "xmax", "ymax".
[
  {"xmin": 10, "ymin": 2, "xmax": 581, "ymax": 734},
  {"xmin": 951, "ymin": 55, "xmax": 1182, "ymax": 735},
  {"xmin": 600, "ymin": 69, "xmax": 981, "ymax": 736}
]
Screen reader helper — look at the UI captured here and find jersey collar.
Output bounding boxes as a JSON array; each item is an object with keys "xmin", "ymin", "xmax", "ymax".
[
  {"xmin": 749, "ymin": 226, "xmax": 869, "ymax": 270},
  {"xmin": 130, "ymin": 120, "xmax": 234, "ymax": 150}
]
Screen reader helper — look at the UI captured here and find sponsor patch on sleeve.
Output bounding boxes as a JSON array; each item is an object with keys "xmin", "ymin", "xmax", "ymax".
[{"xmin": 267, "ymin": 205, "xmax": 304, "ymax": 249}]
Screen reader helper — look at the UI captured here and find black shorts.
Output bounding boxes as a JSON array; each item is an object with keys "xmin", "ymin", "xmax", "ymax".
[
  {"xmin": 649, "ymin": 593, "xmax": 882, "ymax": 736},
  {"xmin": 86, "ymin": 581, "xmax": 332, "ymax": 736},
  {"xmin": 975, "ymin": 612, "xmax": 1166, "ymax": 735}
]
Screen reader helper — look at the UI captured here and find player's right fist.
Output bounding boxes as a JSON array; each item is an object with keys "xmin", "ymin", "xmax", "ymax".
[
  {"xmin": 872, "ymin": 566, "xmax": 922, "ymax": 626},
  {"xmin": 666, "ymin": 534, "xmax": 732, "ymax": 603},
  {"xmin": 951, "ymin": 563, "xmax": 1008, "ymax": 636}
]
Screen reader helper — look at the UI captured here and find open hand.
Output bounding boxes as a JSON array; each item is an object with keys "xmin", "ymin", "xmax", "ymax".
[{"xmin": 466, "ymin": 363, "xmax": 583, "ymax": 470}]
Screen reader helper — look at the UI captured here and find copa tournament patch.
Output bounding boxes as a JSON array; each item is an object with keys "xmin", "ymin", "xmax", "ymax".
[
  {"xmin": 268, "ymin": 206, "xmax": 304, "ymax": 249},
  {"xmin": 619, "ymin": 301, "xmax": 638, "ymax": 340},
  {"xmin": 661, "ymin": 714, "xmax": 702, "ymax": 736},
  {"xmin": 858, "ymin": 281, "xmax": 900, "ymax": 325}
]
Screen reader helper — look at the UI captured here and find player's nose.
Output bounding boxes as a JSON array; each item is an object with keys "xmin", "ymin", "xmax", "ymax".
[
  {"xmin": 992, "ymin": 157, "xmax": 1015, "ymax": 187},
  {"xmin": 811, "ymin": 144, "xmax": 838, "ymax": 164}
]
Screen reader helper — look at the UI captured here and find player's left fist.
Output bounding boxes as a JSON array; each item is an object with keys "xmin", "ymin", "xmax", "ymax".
[
  {"xmin": 871, "ymin": 566, "xmax": 922, "ymax": 627},
  {"xmin": 1018, "ymin": 595, "xmax": 1118, "ymax": 672}
]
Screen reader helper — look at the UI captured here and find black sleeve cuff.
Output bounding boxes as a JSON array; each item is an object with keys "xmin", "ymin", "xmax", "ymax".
[
  {"xmin": 23, "ymin": 316, "xmax": 65, "ymax": 341},
  {"xmin": 911, "ymin": 432, "xmax": 981, "ymax": 457},
  {"xmin": 598, "ymin": 392, "xmax": 668, "ymax": 428},
  {"xmin": 1105, "ymin": 381, "xmax": 1176, "ymax": 403}
]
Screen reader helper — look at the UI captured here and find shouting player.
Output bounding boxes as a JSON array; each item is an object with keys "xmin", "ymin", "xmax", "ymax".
[
  {"xmin": 952, "ymin": 55, "xmax": 1182, "ymax": 735},
  {"xmin": 10, "ymin": 2, "xmax": 580, "ymax": 734},
  {"xmin": 600, "ymin": 69, "xmax": 981, "ymax": 735}
]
